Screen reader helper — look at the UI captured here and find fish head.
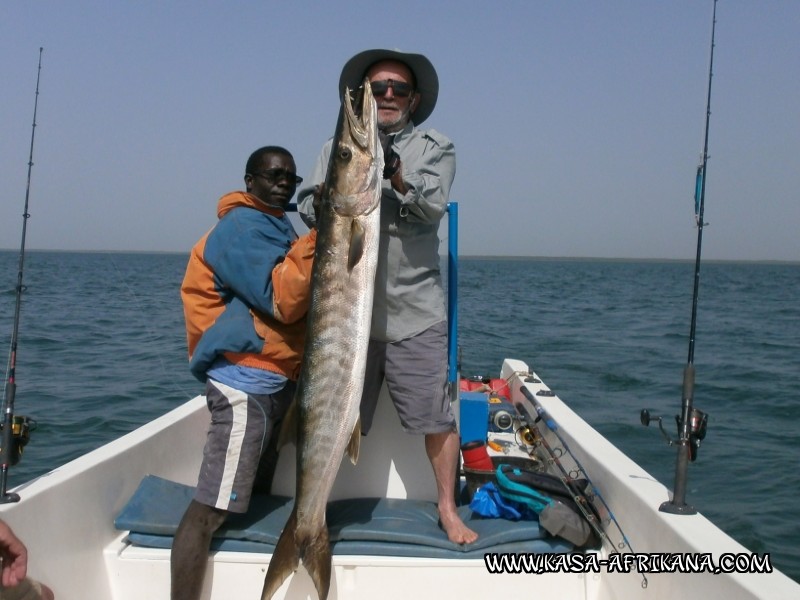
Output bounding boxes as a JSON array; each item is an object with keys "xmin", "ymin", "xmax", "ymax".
[{"xmin": 328, "ymin": 78, "xmax": 383, "ymax": 218}]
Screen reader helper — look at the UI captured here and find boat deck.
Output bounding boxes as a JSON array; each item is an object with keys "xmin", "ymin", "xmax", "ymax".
[{"xmin": 4, "ymin": 360, "xmax": 799, "ymax": 599}]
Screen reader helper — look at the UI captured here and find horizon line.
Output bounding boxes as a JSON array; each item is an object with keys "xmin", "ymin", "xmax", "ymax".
[{"xmin": 1, "ymin": 248, "xmax": 798, "ymax": 265}]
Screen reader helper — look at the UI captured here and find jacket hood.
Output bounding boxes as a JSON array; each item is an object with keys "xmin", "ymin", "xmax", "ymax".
[{"xmin": 217, "ymin": 191, "xmax": 286, "ymax": 219}]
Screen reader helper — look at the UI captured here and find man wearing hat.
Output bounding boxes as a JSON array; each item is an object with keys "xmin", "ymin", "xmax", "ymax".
[{"xmin": 298, "ymin": 49, "xmax": 477, "ymax": 544}]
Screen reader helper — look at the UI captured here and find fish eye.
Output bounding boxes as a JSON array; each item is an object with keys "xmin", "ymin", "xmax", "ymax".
[{"xmin": 338, "ymin": 148, "xmax": 352, "ymax": 161}]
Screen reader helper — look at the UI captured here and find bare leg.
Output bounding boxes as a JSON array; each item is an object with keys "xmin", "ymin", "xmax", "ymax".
[
  {"xmin": 170, "ymin": 500, "xmax": 227, "ymax": 600},
  {"xmin": 425, "ymin": 430, "xmax": 478, "ymax": 544}
]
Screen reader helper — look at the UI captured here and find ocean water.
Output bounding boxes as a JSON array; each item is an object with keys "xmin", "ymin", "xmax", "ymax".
[{"xmin": 1, "ymin": 250, "xmax": 798, "ymax": 582}]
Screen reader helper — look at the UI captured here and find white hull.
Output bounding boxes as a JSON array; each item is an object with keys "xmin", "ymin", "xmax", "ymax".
[{"xmin": 2, "ymin": 359, "xmax": 797, "ymax": 599}]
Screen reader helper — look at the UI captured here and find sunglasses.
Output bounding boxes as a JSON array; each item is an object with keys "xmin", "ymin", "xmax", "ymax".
[
  {"xmin": 369, "ymin": 79, "xmax": 414, "ymax": 98},
  {"xmin": 251, "ymin": 169, "xmax": 303, "ymax": 186}
]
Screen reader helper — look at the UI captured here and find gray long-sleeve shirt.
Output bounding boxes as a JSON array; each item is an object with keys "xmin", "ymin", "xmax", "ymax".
[{"xmin": 298, "ymin": 122, "xmax": 456, "ymax": 342}]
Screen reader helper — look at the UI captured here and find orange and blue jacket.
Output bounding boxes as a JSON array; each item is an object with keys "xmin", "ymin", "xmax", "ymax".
[{"xmin": 181, "ymin": 191, "xmax": 316, "ymax": 382}]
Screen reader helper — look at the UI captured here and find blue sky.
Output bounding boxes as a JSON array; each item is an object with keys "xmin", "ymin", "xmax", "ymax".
[{"xmin": 1, "ymin": 1, "xmax": 798, "ymax": 260}]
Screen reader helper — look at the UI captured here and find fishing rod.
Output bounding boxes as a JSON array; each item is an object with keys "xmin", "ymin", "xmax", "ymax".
[
  {"xmin": 641, "ymin": 0, "xmax": 717, "ymax": 515},
  {"xmin": 470, "ymin": 373, "xmax": 619, "ymax": 537},
  {"xmin": 1, "ymin": 47, "xmax": 44, "ymax": 504},
  {"xmin": 469, "ymin": 369, "xmax": 644, "ymax": 586},
  {"xmin": 516, "ymin": 385, "xmax": 648, "ymax": 589},
  {"xmin": 516, "ymin": 396, "xmax": 608, "ymax": 541}
]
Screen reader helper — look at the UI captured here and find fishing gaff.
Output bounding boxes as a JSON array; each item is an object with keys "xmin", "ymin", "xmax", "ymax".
[{"xmin": 1, "ymin": 47, "xmax": 44, "ymax": 504}]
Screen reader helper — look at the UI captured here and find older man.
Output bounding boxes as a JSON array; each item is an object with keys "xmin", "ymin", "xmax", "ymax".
[{"xmin": 298, "ymin": 49, "xmax": 476, "ymax": 544}]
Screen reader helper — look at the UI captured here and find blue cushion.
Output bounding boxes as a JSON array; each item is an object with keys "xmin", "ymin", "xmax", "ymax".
[{"xmin": 115, "ymin": 475, "xmax": 573, "ymax": 557}]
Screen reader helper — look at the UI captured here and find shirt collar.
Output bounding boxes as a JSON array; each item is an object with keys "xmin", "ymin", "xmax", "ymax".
[{"xmin": 388, "ymin": 121, "xmax": 415, "ymax": 145}]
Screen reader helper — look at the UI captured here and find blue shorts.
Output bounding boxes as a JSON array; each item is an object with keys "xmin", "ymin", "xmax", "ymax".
[
  {"xmin": 194, "ymin": 378, "xmax": 294, "ymax": 513},
  {"xmin": 360, "ymin": 321, "xmax": 456, "ymax": 435}
]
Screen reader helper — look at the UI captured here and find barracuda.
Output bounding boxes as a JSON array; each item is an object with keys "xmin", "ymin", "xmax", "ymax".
[{"xmin": 261, "ymin": 79, "xmax": 383, "ymax": 600}]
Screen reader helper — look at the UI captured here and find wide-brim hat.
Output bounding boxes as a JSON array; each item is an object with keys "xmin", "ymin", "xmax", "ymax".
[{"xmin": 338, "ymin": 49, "xmax": 439, "ymax": 125}]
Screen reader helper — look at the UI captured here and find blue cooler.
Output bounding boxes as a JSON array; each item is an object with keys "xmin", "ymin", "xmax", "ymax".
[{"xmin": 459, "ymin": 392, "xmax": 489, "ymax": 444}]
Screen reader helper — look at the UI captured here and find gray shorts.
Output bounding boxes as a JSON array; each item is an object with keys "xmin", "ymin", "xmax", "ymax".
[
  {"xmin": 360, "ymin": 321, "xmax": 456, "ymax": 435},
  {"xmin": 194, "ymin": 378, "xmax": 294, "ymax": 513}
]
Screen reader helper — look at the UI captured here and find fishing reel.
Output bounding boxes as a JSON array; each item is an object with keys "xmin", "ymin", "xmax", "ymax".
[
  {"xmin": 517, "ymin": 424, "xmax": 536, "ymax": 447},
  {"xmin": 0, "ymin": 415, "xmax": 36, "ymax": 466},
  {"xmin": 510, "ymin": 406, "xmax": 538, "ymax": 448},
  {"xmin": 640, "ymin": 407, "xmax": 708, "ymax": 461}
]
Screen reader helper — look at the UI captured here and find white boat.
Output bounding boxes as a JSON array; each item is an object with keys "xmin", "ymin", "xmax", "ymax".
[
  {"xmin": 2, "ymin": 194, "xmax": 799, "ymax": 600},
  {"xmin": 2, "ymin": 355, "xmax": 799, "ymax": 600}
]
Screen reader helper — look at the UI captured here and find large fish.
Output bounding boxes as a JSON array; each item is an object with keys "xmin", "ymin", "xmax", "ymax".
[{"xmin": 261, "ymin": 79, "xmax": 383, "ymax": 600}]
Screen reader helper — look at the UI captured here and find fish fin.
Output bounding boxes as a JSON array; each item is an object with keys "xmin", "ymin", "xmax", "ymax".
[
  {"xmin": 346, "ymin": 418, "xmax": 361, "ymax": 465},
  {"xmin": 277, "ymin": 399, "xmax": 297, "ymax": 449},
  {"xmin": 302, "ymin": 526, "xmax": 332, "ymax": 600},
  {"xmin": 347, "ymin": 219, "xmax": 365, "ymax": 272},
  {"xmin": 261, "ymin": 509, "xmax": 301, "ymax": 600}
]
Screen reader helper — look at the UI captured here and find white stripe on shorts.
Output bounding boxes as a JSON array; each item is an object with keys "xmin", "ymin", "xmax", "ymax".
[{"xmin": 210, "ymin": 379, "xmax": 249, "ymax": 509}]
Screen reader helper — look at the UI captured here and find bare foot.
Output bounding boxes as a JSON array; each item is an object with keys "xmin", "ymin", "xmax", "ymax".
[
  {"xmin": 425, "ymin": 430, "xmax": 479, "ymax": 545},
  {"xmin": 439, "ymin": 508, "xmax": 478, "ymax": 545}
]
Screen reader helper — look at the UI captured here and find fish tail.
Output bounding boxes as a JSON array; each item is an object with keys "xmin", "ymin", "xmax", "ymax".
[
  {"xmin": 261, "ymin": 510, "xmax": 300, "ymax": 599},
  {"xmin": 303, "ymin": 525, "xmax": 332, "ymax": 600},
  {"xmin": 261, "ymin": 509, "xmax": 332, "ymax": 600}
]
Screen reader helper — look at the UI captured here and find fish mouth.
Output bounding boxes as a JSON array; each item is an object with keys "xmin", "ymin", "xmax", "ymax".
[
  {"xmin": 343, "ymin": 79, "xmax": 377, "ymax": 155},
  {"xmin": 329, "ymin": 79, "xmax": 381, "ymax": 219}
]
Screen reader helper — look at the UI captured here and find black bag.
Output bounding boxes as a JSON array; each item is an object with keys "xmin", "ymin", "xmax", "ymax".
[{"xmin": 495, "ymin": 464, "xmax": 601, "ymax": 549}]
